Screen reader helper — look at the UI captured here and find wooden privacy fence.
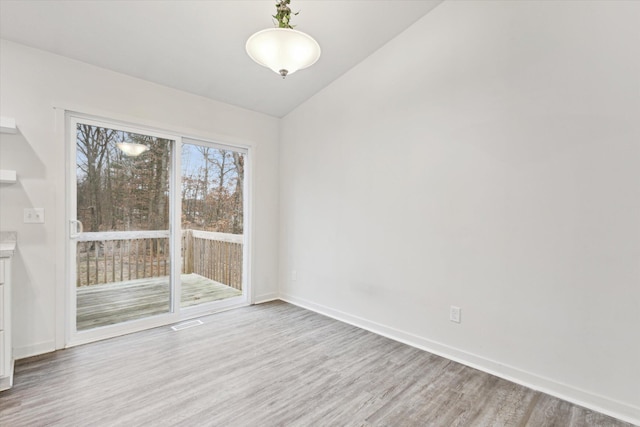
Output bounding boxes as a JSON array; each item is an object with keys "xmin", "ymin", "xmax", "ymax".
[{"xmin": 76, "ymin": 229, "xmax": 243, "ymax": 290}]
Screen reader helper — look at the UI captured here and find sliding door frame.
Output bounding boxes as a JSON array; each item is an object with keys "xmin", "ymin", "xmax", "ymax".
[
  {"xmin": 62, "ymin": 111, "xmax": 253, "ymax": 348},
  {"xmin": 179, "ymin": 137, "xmax": 251, "ymax": 317}
]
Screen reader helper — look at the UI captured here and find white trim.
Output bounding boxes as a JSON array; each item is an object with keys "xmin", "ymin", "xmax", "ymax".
[
  {"xmin": 68, "ymin": 313, "xmax": 179, "ymax": 348},
  {"xmin": 179, "ymin": 296, "xmax": 248, "ymax": 318},
  {"xmin": 65, "ymin": 113, "xmax": 182, "ymax": 346},
  {"xmin": 70, "ymin": 115, "xmax": 179, "ymax": 142},
  {"xmin": 179, "ymin": 137, "xmax": 252, "ymax": 307},
  {"xmin": 60, "ymin": 108, "xmax": 253, "ymax": 348},
  {"xmin": 182, "ymin": 136, "xmax": 248, "ymax": 155},
  {"xmin": 53, "ymin": 104, "xmax": 257, "ymax": 152},
  {"xmin": 245, "ymin": 145, "xmax": 254, "ymax": 304},
  {"xmin": 254, "ymin": 293, "xmax": 279, "ymax": 304},
  {"xmin": 170, "ymin": 135, "xmax": 181, "ymax": 317},
  {"xmin": 14, "ymin": 341, "xmax": 56, "ymax": 360},
  {"xmin": 279, "ymin": 294, "xmax": 640, "ymax": 426},
  {"xmin": 54, "ymin": 108, "xmax": 67, "ymax": 350},
  {"xmin": 66, "ymin": 113, "xmax": 79, "ymax": 345}
]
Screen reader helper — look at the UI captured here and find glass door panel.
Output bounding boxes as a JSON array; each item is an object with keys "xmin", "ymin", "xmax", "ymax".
[
  {"xmin": 180, "ymin": 141, "xmax": 245, "ymax": 308},
  {"xmin": 73, "ymin": 121, "xmax": 173, "ymax": 330}
]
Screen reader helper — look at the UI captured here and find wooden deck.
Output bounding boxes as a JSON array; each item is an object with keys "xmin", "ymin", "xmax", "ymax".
[{"xmin": 77, "ymin": 273, "xmax": 241, "ymax": 330}]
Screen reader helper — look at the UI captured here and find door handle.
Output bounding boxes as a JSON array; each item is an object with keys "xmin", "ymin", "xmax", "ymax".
[{"xmin": 70, "ymin": 220, "xmax": 84, "ymax": 238}]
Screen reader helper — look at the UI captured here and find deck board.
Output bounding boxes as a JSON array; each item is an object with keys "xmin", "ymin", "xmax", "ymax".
[{"xmin": 76, "ymin": 273, "xmax": 241, "ymax": 330}]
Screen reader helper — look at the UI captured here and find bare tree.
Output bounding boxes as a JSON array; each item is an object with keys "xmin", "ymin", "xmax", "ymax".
[
  {"xmin": 231, "ymin": 152, "xmax": 244, "ymax": 234},
  {"xmin": 77, "ymin": 126, "xmax": 243, "ymax": 235},
  {"xmin": 76, "ymin": 124, "xmax": 117, "ymax": 232}
]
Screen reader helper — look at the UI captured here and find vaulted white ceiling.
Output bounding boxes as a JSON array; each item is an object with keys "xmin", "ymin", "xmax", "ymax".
[{"xmin": 0, "ymin": 0, "xmax": 442, "ymax": 117}]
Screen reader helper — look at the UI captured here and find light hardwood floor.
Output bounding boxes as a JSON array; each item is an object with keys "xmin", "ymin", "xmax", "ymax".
[{"xmin": 0, "ymin": 301, "xmax": 633, "ymax": 426}]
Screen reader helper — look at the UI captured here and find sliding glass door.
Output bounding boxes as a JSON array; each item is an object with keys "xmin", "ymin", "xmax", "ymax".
[
  {"xmin": 70, "ymin": 118, "xmax": 176, "ymax": 332},
  {"xmin": 67, "ymin": 115, "xmax": 250, "ymax": 345},
  {"xmin": 180, "ymin": 140, "xmax": 246, "ymax": 309}
]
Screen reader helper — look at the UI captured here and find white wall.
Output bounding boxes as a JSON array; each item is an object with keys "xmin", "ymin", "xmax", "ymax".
[
  {"xmin": 0, "ymin": 39, "xmax": 280, "ymax": 357},
  {"xmin": 280, "ymin": 0, "xmax": 640, "ymax": 423}
]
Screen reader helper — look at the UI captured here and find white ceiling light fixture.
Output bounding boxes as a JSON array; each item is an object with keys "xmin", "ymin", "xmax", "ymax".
[
  {"xmin": 116, "ymin": 142, "xmax": 149, "ymax": 157},
  {"xmin": 246, "ymin": 0, "xmax": 321, "ymax": 78}
]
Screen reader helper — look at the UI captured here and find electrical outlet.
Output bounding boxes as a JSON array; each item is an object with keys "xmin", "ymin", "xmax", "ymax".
[
  {"xmin": 450, "ymin": 306, "xmax": 461, "ymax": 323},
  {"xmin": 24, "ymin": 208, "xmax": 45, "ymax": 224},
  {"xmin": 291, "ymin": 270, "xmax": 297, "ymax": 281}
]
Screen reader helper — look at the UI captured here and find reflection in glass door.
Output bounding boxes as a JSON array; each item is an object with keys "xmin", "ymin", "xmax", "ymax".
[
  {"xmin": 72, "ymin": 120, "xmax": 174, "ymax": 331},
  {"xmin": 180, "ymin": 140, "xmax": 246, "ymax": 308}
]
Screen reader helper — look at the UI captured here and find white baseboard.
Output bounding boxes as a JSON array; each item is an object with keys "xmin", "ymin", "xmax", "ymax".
[
  {"xmin": 254, "ymin": 292, "xmax": 278, "ymax": 304},
  {"xmin": 0, "ymin": 359, "xmax": 14, "ymax": 391},
  {"xmin": 14, "ymin": 340, "xmax": 56, "ymax": 360},
  {"xmin": 280, "ymin": 294, "xmax": 640, "ymax": 426}
]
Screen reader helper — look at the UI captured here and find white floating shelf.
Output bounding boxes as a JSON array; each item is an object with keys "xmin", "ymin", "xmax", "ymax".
[
  {"xmin": 0, "ymin": 170, "xmax": 17, "ymax": 184},
  {"xmin": 0, "ymin": 117, "xmax": 17, "ymax": 134}
]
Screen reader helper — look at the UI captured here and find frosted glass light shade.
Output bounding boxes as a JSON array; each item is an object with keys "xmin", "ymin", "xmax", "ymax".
[
  {"xmin": 116, "ymin": 142, "xmax": 149, "ymax": 157},
  {"xmin": 246, "ymin": 28, "xmax": 321, "ymax": 77}
]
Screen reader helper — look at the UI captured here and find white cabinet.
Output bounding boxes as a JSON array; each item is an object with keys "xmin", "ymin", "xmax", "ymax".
[{"xmin": 0, "ymin": 249, "xmax": 14, "ymax": 391}]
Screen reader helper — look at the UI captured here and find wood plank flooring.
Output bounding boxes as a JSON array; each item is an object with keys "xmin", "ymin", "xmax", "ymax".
[
  {"xmin": 77, "ymin": 273, "xmax": 242, "ymax": 330},
  {"xmin": 0, "ymin": 301, "xmax": 633, "ymax": 426}
]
